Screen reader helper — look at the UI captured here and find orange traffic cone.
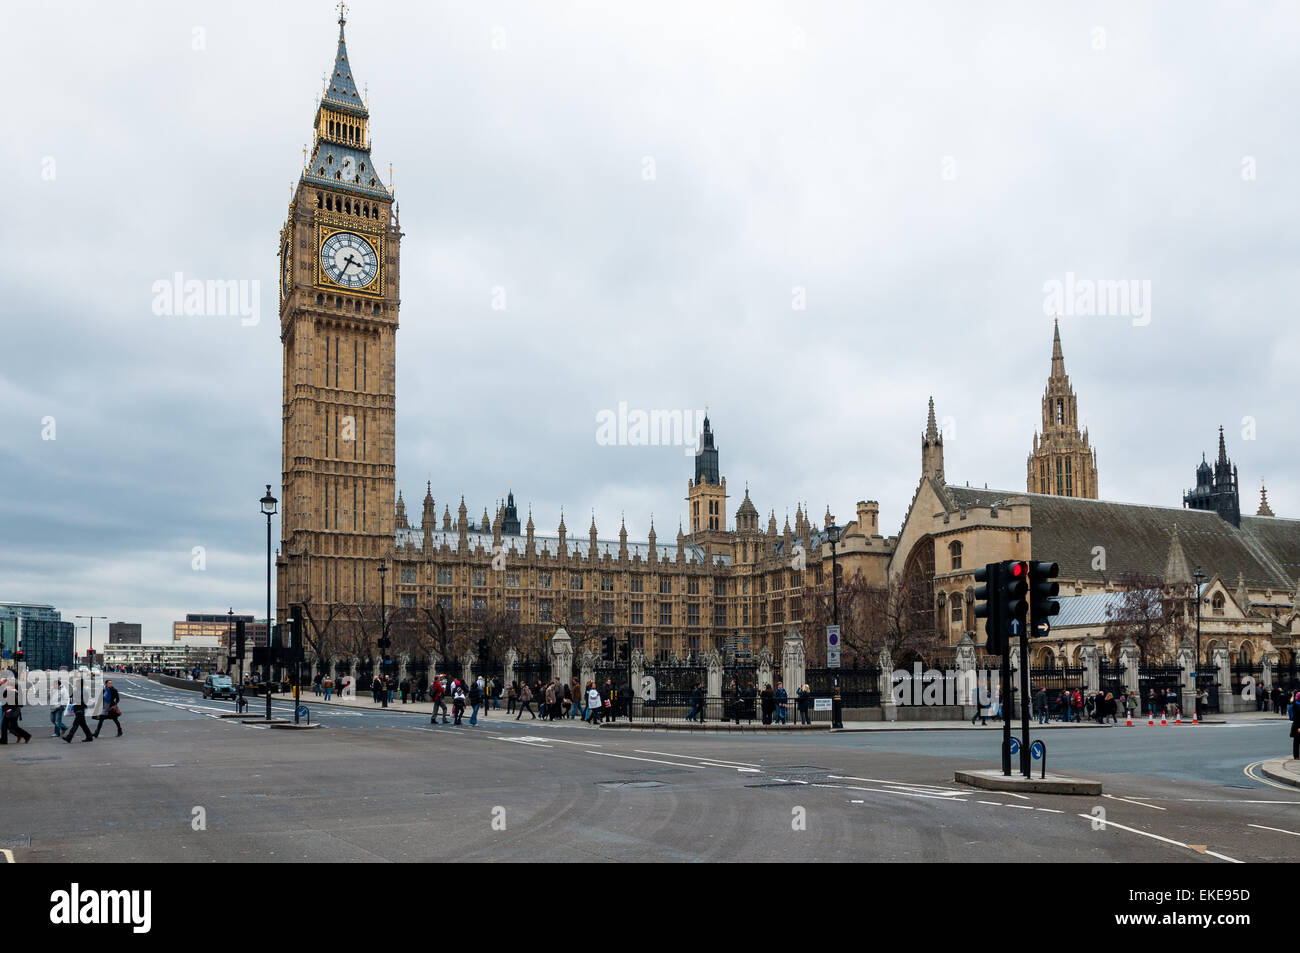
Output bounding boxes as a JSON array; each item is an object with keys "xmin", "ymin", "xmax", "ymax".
[
  {"xmin": 1126, "ymin": 710, "xmax": 1133, "ymax": 726},
  {"xmin": 1160, "ymin": 712, "xmax": 1167, "ymax": 726},
  {"xmin": 1192, "ymin": 710, "xmax": 1199, "ymax": 725},
  {"xmin": 1175, "ymin": 709, "xmax": 1182, "ymax": 725},
  {"xmin": 1147, "ymin": 711, "xmax": 1154, "ymax": 726}
]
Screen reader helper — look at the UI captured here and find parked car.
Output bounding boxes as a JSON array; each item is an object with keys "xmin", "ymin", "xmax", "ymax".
[{"xmin": 203, "ymin": 674, "xmax": 237, "ymax": 699}]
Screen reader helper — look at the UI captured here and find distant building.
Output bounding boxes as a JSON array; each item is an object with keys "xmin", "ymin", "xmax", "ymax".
[
  {"xmin": 0, "ymin": 603, "xmax": 75, "ymax": 669},
  {"xmin": 173, "ymin": 613, "xmax": 268, "ymax": 648},
  {"xmin": 102, "ymin": 643, "xmax": 227, "ymax": 674},
  {"xmin": 109, "ymin": 622, "xmax": 142, "ymax": 644}
]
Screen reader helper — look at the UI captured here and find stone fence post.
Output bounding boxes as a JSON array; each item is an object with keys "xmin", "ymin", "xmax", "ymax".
[
  {"xmin": 782, "ymin": 627, "xmax": 805, "ymax": 696},
  {"xmin": 1080, "ymin": 636, "xmax": 1099, "ymax": 694},
  {"xmin": 879, "ymin": 648, "xmax": 896, "ymax": 722},
  {"xmin": 1119, "ymin": 638, "xmax": 1140, "ymax": 696},
  {"xmin": 1213, "ymin": 645, "xmax": 1232, "ymax": 713}
]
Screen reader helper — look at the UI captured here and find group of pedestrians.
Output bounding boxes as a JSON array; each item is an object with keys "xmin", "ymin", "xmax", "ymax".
[
  {"xmin": 0, "ymin": 675, "xmax": 124, "ymax": 744},
  {"xmin": 507, "ymin": 676, "xmax": 619, "ymax": 725},
  {"xmin": 685, "ymin": 680, "xmax": 813, "ymax": 725}
]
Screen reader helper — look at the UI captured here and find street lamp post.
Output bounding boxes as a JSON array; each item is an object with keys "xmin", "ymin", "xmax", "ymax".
[
  {"xmin": 261, "ymin": 485, "xmax": 278, "ymax": 719},
  {"xmin": 825, "ymin": 522, "xmax": 843, "ymax": 730},
  {"xmin": 377, "ymin": 562, "xmax": 390, "ymax": 707},
  {"xmin": 75, "ymin": 615, "xmax": 106, "ymax": 667},
  {"xmin": 1193, "ymin": 568, "xmax": 1206, "ymax": 716}
]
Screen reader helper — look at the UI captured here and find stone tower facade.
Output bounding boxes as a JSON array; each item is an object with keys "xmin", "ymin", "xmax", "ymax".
[
  {"xmin": 1183, "ymin": 426, "xmax": 1241, "ymax": 527},
  {"xmin": 687, "ymin": 417, "xmax": 727, "ymax": 538},
  {"xmin": 921, "ymin": 396, "xmax": 944, "ymax": 483},
  {"xmin": 278, "ymin": 11, "xmax": 402, "ymax": 622},
  {"xmin": 1026, "ymin": 319, "xmax": 1099, "ymax": 498}
]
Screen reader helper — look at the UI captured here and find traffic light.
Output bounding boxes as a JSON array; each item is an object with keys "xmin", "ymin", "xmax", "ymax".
[
  {"xmin": 1029, "ymin": 561, "xmax": 1061, "ymax": 624},
  {"xmin": 601, "ymin": 636, "xmax": 614, "ymax": 661},
  {"xmin": 1000, "ymin": 560, "xmax": 1029, "ymax": 642},
  {"xmin": 14, "ymin": 650, "xmax": 23, "ymax": 665},
  {"xmin": 973, "ymin": 562, "xmax": 1002, "ymax": 654},
  {"xmin": 234, "ymin": 620, "xmax": 246, "ymax": 660},
  {"xmin": 617, "ymin": 641, "xmax": 629, "ymax": 663}
]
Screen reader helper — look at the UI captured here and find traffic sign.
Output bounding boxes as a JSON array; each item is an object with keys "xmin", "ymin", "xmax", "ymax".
[
  {"xmin": 813, "ymin": 697, "xmax": 832, "ymax": 712},
  {"xmin": 1008, "ymin": 737, "xmax": 1020, "ymax": 756},
  {"xmin": 297, "ymin": 705, "xmax": 309, "ymax": 719},
  {"xmin": 1030, "ymin": 740, "xmax": 1044, "ymax": 760},
  {"xmin": 826, "ymin": 625, "xmax": 841, "ymax": 669},
  {"xmin": 1036, "ymin": 620, "xmax": 1050, "ymax": 635}
]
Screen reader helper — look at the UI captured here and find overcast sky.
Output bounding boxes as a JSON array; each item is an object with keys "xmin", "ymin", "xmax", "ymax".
[{"xmin": 2, "ymin": 0, "xmax": 1297, "ymax": 647}]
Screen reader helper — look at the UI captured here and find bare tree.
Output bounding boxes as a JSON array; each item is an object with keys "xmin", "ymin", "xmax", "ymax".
[
  {"xmin": 1104, "ymin": 572, "xmax": 1193, "ymax": 664},
  {"xmin": 802, "ymin": 569, "xmax": 942, "ymax": 667}
]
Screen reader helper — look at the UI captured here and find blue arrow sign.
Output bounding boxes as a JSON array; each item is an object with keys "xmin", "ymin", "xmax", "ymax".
[
  {"xmin": 297, "ymin": 706, "xmax": 308, "ymax": 718},
  {"xmin": 1008, "ymin": 620, "xmax": 1021, "ymax": 635},
  {"xmin": 1031, "ymin": 740, "xmax": 1045, "ymax": 760},
  {"xmin": 1008, "ymin": 737, "xmax": 1020, "ymax": 755}
]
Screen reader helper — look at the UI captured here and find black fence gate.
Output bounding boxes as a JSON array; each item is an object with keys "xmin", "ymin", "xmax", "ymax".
[
  {"xmin": 1138, "ymin": 665, "xmax": 1183, "ymax": 713},
  {"xmin": 512, "ymin": 657, "xmax": 551, "ymax": 691},
  {"xmin": 806, "ymin": 666, "xmax": 881, "ymax": 709}
]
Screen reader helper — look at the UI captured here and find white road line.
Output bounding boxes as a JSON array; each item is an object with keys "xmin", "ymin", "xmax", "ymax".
[
  {"xmin": 1248, "ymin": 823, "xmax": 1300, "ymax": 837},
  {"xmin": 1037, "ymin": 808, "xmax": 1064, "ymax": 814},
  {"xmin": 0, "ymin": 850, "xmax": 13, "ymax": 863},
  {"xmin": 633, "ymin": 750, "xmax": 760, "ymax": 766},
  {"xmin": 1103, "ymin": 794, "xmax": 1167, "ymax": 810},
  {"xmin": 976, "ymin": 800, "xmax": 1004, "ymax": 806},
  {"xmin": 832, "ymin": 783, "xmax": 971, "ymax": 801},
  {"xmin": 541, "ymin": 738, "xmax": 602, "ymax": 747},
  {"xmin": 587, "ymin": 751, "xmax": 702, "ymax": 769},
  {"xmin": 1075, "ymin": 814, "xmax": 1241, "ymax": 863},
  {"xmin": 827, "ymin": 775, "xmax": 969, "ymax": 797},
  {"xmin": 850, "ymin": 799, "xmax": 865, "ymax": 804},
  {"xmin": 1004, "ymin": 804, "xmax": 1034, "ymax": 810}
]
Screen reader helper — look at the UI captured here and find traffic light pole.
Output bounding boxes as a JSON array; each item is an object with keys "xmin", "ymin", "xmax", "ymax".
[
  {"xmin": 1001, "ymin": 648, "xmax": 1012, "ymax": 776},
  {"xmin": 1019, "ymin": 632, "xmax": 1030, "ymax": 778}
]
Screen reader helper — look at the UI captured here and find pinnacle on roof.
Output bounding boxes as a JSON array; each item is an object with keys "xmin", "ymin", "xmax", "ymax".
[
  {"xmin": 925, "ymin": 396, "xmax": 939, "ymax": 442},
  {"xmin": 1163, "ymin": 523, "xmax": 1192, "ymax": 585},
  {"xmin": 1050, "ymin": 317, "xmax": 1064, "ymax": 373},
  {"xmin": 1257, "ymin": 481, "xmax": 1275, "ymax": 517},
  {"xmin": 1217, "ymin": 425, "xmax": 1229, "ymax": 467},
  {"xmin": 322, "ymin": 6, "xmax": 367, "ymax": 116}
]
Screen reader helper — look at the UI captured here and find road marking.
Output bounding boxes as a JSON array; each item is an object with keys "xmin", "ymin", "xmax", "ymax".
[
  {"xmin": 150, "ymin": 764, "xmax": 175, "ymax": 768},
  {"xmin": 1248, "ymin": 823, "xmax": 1300, "ymax": 837},
  {"xmin": 827, "ymin": 776, "xmax": 969, "ymax": 797},
  {"xmin": 634, "ymin": 750, "xmax": 759, "ymax": 767},
  {"xmin": 1004, "ymin": 803, "xmax": 1034, "ymax": 810},
  {"xmin": 1244, "ymin": 761, "xmax": 1300, "ymax": 792},
  {"xmin": 542, "ymin": 738, "xmax": 602, "ymax": 747},
  {"xmin": 1103, "ymin": 794, "xmax": 1167, "ymax": 810},
  {"xmin": 976, "ymin": 800, "xmax": 1004, "ymax": 806},
  {"xmin": 0, "ymin": 850, "xmax": 12, "ymax": 863},
  {"xmin": 1036, "ymin": 808, "xmax": 1064, "ymax": 814},
  {"xmin": 1074, "ymin": 814, "xmax": 1241, "ymax": 863},
  {"xmin": 850, "ymin": 799, "xmax": 865, "ymax": 804},
  {"xmin": 587, "ymin": 751, "xmax": 702, "ymax": 769},
  {"xmin": 492, "ymin": 736, "xmax": 552, "ymax": 748}
]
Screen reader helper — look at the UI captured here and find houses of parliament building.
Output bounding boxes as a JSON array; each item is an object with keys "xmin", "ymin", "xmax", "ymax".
[{"xmin": 276, "ymin": 13, "xmax": 1299, "ymax": 666}]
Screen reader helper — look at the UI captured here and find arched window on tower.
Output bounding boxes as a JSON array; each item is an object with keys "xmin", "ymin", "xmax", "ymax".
[
  {"xmin": 949, "ymin": 540, "xmax": 963, "ymax": 570},
  {"xmin": 1212, "ymin": 592, "xmax": 1225, "ymax": 616},
  {"xmin": 1056, "ymin": 399, "xmax": 1064, "ymax": 425}
]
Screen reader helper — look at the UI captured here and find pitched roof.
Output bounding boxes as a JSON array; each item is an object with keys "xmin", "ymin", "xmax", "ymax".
[{"xmin": 944, "ymin": 485, "xmax": 1299, "ymax": 591}]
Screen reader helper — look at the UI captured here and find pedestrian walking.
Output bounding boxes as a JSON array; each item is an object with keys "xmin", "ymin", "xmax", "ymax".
[
  {"xmin": 0, "ymin": 679, "xmax": 30, "ymax": 744},
  {"xmin": 602, "ymin": 678, "xmax": 617, "ymax": 722},
  {"xmin": 543, "ymin": 680, "xmax": 556, "ymax": 720},
  {"xmin": 1034, "ymin": 688, "xmax": 1048, "ymax": 725},
  {"xmin": 93, "ymin": 679, "xmax": 123, "ymax": 737},
  {"xmin": 322, "ymin": 675, "xmax": 333, "ymax": 701},
  {"xmin": 796, "ymin": 684, "xmax": 811, "ymax": 725},
  {"xmin": 507, "ymin": 680, "xmax": 518, "ymax": 715},
  {"xmin": 774, "ymin": 681, "xmax": 788, "ymax": 725},
  {"xmin": 63, "ymin": 670, "xmax": 95, "ymax": 743},
  {"xmin": 50, "ymin": 680, "xmax": 69, "ymax": 736},
  {"xmin": 686, "ymin": 682, "xmax": 704, "ymax": 722},
  {"xmin": 760, "ymin": 684, "xmax": 775, "ymax": 725},
  {"xmin": 452, "ymin": 682, "xmax": 467, "ymax": 725},
  {"xmin": 1290, "ymin": 693, "xmax": 1300, "ymax": 761},
  {"xmin": 468, "ymin": 679, "xmax": 482, "ymax": 725},
  {"xmin": 516, "ymin": 682, "xmax": 536, "ymax": 720},
  {"xmin": 431, "ymin": 675, "xmax": 450, "ymax": 724},
  {"xmin": 586, "ymin": 681, "xmax": 602, "ymax": 726}
]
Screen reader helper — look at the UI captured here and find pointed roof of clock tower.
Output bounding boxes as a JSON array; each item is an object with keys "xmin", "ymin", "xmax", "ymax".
[
  {"xmin": 301, "ymin": 7, "xmax": 392, "ymax": 201},
  {"xmin": 322, "ymin": 6, "xmax": 366, "ymax": 116}
]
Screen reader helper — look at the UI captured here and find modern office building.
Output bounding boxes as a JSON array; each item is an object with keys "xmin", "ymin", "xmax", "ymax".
[
  {"xmin": 109, "ymin": 622, "xmax": 143, "ymax": 644},
  {"xmin": 173, "ymin": 613, "xmax": 268, "ymax": 648}
]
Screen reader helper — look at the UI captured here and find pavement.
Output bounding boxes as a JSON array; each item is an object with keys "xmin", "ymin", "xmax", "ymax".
[
  {"xmin": 1260, "ymin": 757, "xmax": 1300, "ymax": 788},
  {"xmin": 4, "ymin": 673, "xmax": 1298, "ymax": 863}
]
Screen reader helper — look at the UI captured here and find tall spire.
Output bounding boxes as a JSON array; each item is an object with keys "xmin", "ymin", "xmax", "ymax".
[
  {"xmin": 1217, "ymin": 425, "xmax": 1229, "ymax": 468},
  {"xmin": 323, "ymin": 5, "xmax": 366, "ymax": 115},
  {"xmin": 921, "ymin": 397, "xmax": 945, "ymax": 483},
  {"xmin": 1050, "ymin": 316, "xmax": 1065, "ymax": 378},
  {"xmin": 925, "ymin": 396, "xmax": 939, "ymax": 442}
]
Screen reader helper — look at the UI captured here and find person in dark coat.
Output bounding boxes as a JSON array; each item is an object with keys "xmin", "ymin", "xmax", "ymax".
[
  {"xmin": 760, "ymin": 684, "xmax": 775, "ymax": 724},
  {"xmin": 1291, "ymin": 692, "xmax": 1300, "ymax": 760},
  {"xmin": 64, "ymin": 671, "xmax": 95, "ymax": 743},
  {"xmin": 93, "ymin": 680, "xmax": 123, "ymax": 737},
  {"xmin": 0, "ymin": 679, "xmax": 31, "ymax": 744}
]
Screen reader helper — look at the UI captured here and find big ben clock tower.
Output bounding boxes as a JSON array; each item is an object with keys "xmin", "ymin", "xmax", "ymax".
[{"xmin": 278, "ymin": 7, "xmax": 401, "ymax": 624}]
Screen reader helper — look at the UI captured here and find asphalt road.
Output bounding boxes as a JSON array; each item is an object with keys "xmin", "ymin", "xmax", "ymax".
[{"xmin": 3, "ymin": 674, "xmax": 1297, "ymax": 863}]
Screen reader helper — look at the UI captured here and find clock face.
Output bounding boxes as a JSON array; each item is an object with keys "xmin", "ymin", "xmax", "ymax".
[
  {"xmin": 320, "ymin": 231, "xmax": 378, "ymax": 289},
  {"xmin": 340, "ymin": 156, "xmax": 356, "ymax": 181}
]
